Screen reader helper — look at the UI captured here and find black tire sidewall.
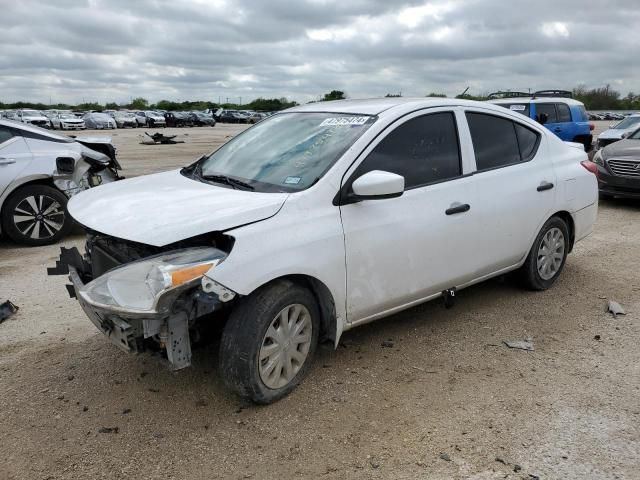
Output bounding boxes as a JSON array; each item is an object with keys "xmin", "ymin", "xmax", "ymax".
[
  {"xmin": 522, "ymin": 216, "xmax": 569, "ymax": 290},
  {"xmin": 1, "ymin": 185, "xmax": 72, "ymax": 246},
  {"xmin": 219, "ymin": 281, "xmax": 320, "ymax": 404}
]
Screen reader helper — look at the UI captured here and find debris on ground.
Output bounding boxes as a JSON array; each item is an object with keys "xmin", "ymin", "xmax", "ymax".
[
  {"xmin": 594, "ymin": 334, "xmax": 601, "ymax": 341},
  {"xmin": 98, "ymin": 427, "xmax": 119, "ymax": 434},
  {"xmin": 495, "ymin": 457, "xmax": 506, "ymax": 465},
  {"xmin": 0, "ymin": 300, "xmax": 18, "ymax": 323},
  {"xmin": 381, "ymin": 340, "xmax": 394, "ymax": 348},
  {"xmin": 140, "ymin": 132, "xmax": 186, "ymax": 145},
  {"xmin": 607, "ymin": 300, "xmax": 626, "ymax": 319},
  {"xmin": 514, "ymin": 464, "xmax": 522, "ymax": 472},
  {"xmin": 503, "ymin": 338, "xmax": 534, "ymax": 351},
  {"xmin": 439, "ymin": 453, "xmax": 451, "ymax": 462}
]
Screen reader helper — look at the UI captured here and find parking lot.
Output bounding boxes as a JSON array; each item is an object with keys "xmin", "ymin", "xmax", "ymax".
[{"xmin": 1, "ymin": 121, "xmax": 639, "ymax": 479}]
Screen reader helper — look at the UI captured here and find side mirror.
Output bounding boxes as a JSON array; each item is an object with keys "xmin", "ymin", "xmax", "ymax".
[
  {"xmin": 621, "ymin": 132, "xmax": 629, "ymax": 139},
  {"xmin": 538, "ymin": 113, "xmax": 549, "ymax": 125},
  {"xmin": 351, "ymin": 170, "xmax": 404, "ymax": 200}
]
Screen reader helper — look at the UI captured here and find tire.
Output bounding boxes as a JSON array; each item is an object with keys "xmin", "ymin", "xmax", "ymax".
[
  {"xmin": 219, "ymin": 280, "xmax": 320, "ymax": 404},
  {"xmin": 1, "ymin": 185, "xmax": 73, "ymax": 246},
  {"xmin": 519, "ymin": 216, "xmax": 569, "ymax": 290}
]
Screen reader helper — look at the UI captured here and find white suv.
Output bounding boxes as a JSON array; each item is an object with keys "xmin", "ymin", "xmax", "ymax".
[{"xmin": 52, "ymin": 98, "xmax": 598, "ymax": 403}]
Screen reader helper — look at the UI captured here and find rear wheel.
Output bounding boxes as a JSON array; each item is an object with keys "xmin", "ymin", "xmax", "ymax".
[
  {"xmin": 219, "ymin": 280, "xmax": 320, "ymax": 404},
  {"xmin": 519, "ymin": 216, "xmax": 569, "ymax": 290},
  {"xmin": 1, "ymin": 185, "xmax": 72, "ymax": 246}
]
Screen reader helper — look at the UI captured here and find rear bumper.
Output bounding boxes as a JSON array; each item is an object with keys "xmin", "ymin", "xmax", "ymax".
[{"xmin": 572, "ymin": 202, "xmax": 598, "ymax": 243}]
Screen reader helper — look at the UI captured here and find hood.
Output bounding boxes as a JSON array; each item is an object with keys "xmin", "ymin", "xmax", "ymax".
[
  {"xmin": 68, "ymin": 169, "xmax": 288, "ymax": 246},
  {"xmin": 602, "ymin": 139, "xmax": 640, "ymax": 159}
]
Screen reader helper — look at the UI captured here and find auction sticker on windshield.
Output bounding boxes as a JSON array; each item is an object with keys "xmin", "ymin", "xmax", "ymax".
[{"xmin": 320, "ymin": 117, "xmax": 369, "ymax": 126}]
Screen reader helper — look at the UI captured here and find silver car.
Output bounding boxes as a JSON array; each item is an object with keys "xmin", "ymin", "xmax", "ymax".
[
  {"xmin": 0, "ymin": 119, "xmax": 121, "ymax": 245},
  {"xmin": 82, "ymin": 112, "xmax": 117, "ymax": 129}
]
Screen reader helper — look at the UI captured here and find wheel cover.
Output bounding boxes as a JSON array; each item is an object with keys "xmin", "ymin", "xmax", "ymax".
[
  {"xmin": 12, "ymin": 195, "xmax": 65, "ymax": 240},
  {"xmin": 537, "ymin": 227, "xmax": 565, "ymax": 280},
  {"xmin": 258, "ymin": 304, "xmax": 313, "ymax": 389}
]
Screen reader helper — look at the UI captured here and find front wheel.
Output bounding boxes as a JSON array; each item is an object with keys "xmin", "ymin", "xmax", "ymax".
[
  {"xmin": 1, "ymin": 185, "xmax": 73, "ymax": 246},
  {"xmin": 519, "ymin": 216, "xmax": 569, "ymax": 290},
  {"xmin": 219, "ymin": 280, "xmax": 320, "ymax": 404}
]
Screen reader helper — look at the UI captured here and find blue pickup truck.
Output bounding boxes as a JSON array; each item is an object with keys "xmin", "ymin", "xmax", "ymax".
[{"xmin": 488, "ymin": 90, "xmax": 594, "ymax": 151}]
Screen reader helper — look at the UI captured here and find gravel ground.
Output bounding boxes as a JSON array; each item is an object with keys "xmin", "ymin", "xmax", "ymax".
[{"xmin": 1, "ymin": 121, "xmax": 639, "ymax": 480}]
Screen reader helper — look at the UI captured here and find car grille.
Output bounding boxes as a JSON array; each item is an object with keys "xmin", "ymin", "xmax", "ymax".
[{"xmin": 607, "ymin": 158, "xmax": 640, "ymax": 177}]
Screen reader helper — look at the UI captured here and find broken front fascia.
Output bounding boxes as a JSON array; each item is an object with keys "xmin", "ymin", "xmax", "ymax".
[{"xmin": 55, "ymin": 246, "xmax": 234, "ymax": 369}]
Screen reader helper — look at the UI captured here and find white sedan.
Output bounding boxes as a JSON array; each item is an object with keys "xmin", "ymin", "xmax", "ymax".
[{"xmin": 51, "ymin": 98, "xmax": 598, "ymax": 403}]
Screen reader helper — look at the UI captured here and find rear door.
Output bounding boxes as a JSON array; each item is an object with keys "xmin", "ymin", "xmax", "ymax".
[
  {"xmin": 463, "ymin": 110, "xmax": 556, "ymax": 274},
  {"xmin": 0, "ymin": 127, "xmax": 32, "ymax": 197}
]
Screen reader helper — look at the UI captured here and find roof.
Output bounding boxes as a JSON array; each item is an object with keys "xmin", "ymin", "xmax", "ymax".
[
  {"xmin": 489, "ymin": 97, "xmax": 585, "ymax": 106},
  {"xmin": 287, "ymin": 97, "xmax": 504, "ymax": 116}
]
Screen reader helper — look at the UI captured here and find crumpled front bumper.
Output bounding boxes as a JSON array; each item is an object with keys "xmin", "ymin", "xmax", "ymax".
[{"xmin": 50, "ymin": 248, "xmax": 194, "ymax": 370}]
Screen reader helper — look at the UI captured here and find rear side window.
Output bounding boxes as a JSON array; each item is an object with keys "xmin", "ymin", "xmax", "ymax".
[
  {"xmin": 466, "ymin": 113, "xmax": 541, "ymax": 170},
  {"xmin": 353, "ymin": 112, "xmax": 461, "ymax": 189},
  {"xmin": 556, "ymin": 103, "xmax": 571, "ymax": 122},
  {"xmin": 536, "ymin": 103, "xmax": 557, "ymax": 123},
  {"xmin": 0, "ymin": 127, "xmax": 15, "ymax": 145}
]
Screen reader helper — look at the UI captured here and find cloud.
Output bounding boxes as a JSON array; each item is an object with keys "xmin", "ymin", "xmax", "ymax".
[{"xmin": 0, "ymin": 0, "xmax": 639, "ymax": 104}]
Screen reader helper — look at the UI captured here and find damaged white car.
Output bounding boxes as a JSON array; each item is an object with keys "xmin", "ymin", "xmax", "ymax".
[
  {"xmin": 0, "ymin": 119, "xmax": 121, "ymax": 245},
  {"xmin": 51, "ymin": 98, "xmax": 598, "ymax": 404}
]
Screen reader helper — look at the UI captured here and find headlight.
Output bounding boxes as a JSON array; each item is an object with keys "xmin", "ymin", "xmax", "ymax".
[
  {"xmin": 593, "ymin": 149, "xmax": 604, "ymax": 166},
  {"xmin": 79, "ymin": 248, "xmax": 227, "ymax": 313}
]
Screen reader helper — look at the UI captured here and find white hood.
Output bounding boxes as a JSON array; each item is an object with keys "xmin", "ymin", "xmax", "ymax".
[{"xmin": 68, "ymin": 170, "xmax": 288, "ymax": 246}]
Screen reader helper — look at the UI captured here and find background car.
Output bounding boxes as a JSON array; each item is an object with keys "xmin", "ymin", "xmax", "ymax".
[
  {"xmin": 83, "ymin": 112, "xmax": 116, "ymax": 129},
  {"xmin": 189, "ymin": 112, "xmax": 216, "ymax": 126},
  {"xmin": 15, "ymin": 109, "xmax": 50, "ymax": 128},
  {"xmin": 51, "ymin": 112, "xmax": 86, "ymax": 130},
  {"xmin": 110, "ymin": 111, "xmax": 137, "ymax": 128},
  {"xmin": 164, "ymin": 111, "xmax": 193, "ymax": 127},
  {"xmin": 0, "ymin": 119, "xmax": 121, "ymax": 245},
  {"xmin": 596, "ymin": 114, "xmax": 640, "ymax": 149},
  {"xmin": 218, "ymin": 110, "xmax": 248, "ymax": 123},
  {"xmin": 592, "ymin": 126, "xmax": 640, "ymax": 199},
  {"xmin": 142, "ymin": 111, "xmax": 166, "ymax": 127},
  {"xmin": 488, "ymin": 90, "xmax": 594, "ymax": 151}
]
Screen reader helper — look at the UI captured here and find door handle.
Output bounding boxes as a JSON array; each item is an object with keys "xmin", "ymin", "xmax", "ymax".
[
  {"xmin": 553, "ymin": 127, "xmax": 562, "ymax": 132},
  {"xmin": 445, "ymin": 203, "xmax": 471, "ymax": 215},
  {"xmin": 537, "ymin": 181, "xmax": 554, "ymax": 192},
  {"xmin": 0, "ymin": 158, "xmax": 16, "ymax": 165}
]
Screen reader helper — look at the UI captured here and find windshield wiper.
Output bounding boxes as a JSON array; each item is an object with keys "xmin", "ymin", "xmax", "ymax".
[{"xmin": 200, "ymin": 174, "xmax": 255, "ymax": 191}]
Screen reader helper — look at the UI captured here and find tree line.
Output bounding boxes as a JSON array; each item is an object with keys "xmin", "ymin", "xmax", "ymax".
[{"xmin": 2, "ymin": 86, "xmax": 639, "ymax": 112}]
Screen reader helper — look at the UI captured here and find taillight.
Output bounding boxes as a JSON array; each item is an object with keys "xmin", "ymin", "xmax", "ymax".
[
  {"xmin": 589, "ymin": 123, "xmax": 595, "ymax": 131},
  {"xmin": 581, "ymin": 160, "xmax": 598, "ymax": 176}
]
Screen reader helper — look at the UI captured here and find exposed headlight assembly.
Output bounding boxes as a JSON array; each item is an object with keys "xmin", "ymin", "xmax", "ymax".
[{"xmin": 79, "ymin": 248, "xmax": 227, "ymax": 314}]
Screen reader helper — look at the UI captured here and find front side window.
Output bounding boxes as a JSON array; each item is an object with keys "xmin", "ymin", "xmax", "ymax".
[
  {"xmin": 466, "ymin": 112, "xmax": 540, "ymax": 170},
  {"xmin": 556, "ymin": 103, "xmax": 572, "ymax": 123},
  {"xmin": 535, "ymin": 103, "xmax": 558, "ymax": 123},
  {"xmin": 351, "ymin": 112, "xmax": 461, "ymax": 189},
  {"xmin": 195, "ymin": 112, "xmax": 375, "ymax": 192}
]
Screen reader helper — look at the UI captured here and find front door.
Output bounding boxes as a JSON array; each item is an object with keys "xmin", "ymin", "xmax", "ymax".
[{"xmin": 339, "ymin": 110, "xmax": 479, "ymax": 323}]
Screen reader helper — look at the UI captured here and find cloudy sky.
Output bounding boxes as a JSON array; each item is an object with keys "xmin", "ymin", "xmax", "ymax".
[{"xmin": 2, "ymin": 0, "xmax": 639, "ymax": 105}]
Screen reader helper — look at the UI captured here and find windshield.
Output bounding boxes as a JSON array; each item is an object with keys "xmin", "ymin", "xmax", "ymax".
[
  {"xmin": 23, "ymin": 110, "xmax": 42, "ymax": 116},
  {"xmin": 60, "ymin": 113, "xmax": 76, "ymax": 119},
  {"xmin": 613, "ymin": 116, "xmax": 640, "ymax": 130},
  {"xmin": 193, "ymin": 112, "xmax": 375, "ymax": 192}
]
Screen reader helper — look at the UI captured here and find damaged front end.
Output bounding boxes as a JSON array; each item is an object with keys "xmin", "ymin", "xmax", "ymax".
[
  {"xmin": 48, "ymin": 231, "xmax": 236, "ymax": 369},
  {"xmin": 53, "ymin": 140, "xmax": 122, "ymax": 198}
]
